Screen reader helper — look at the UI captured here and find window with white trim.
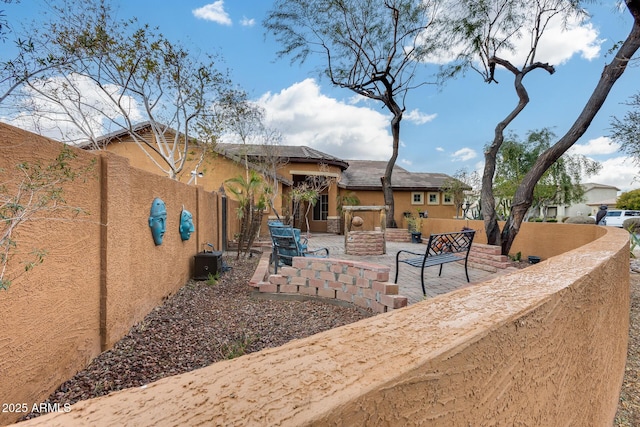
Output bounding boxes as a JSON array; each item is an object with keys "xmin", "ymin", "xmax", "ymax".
[
  {"xmin": 313, "ymin": 194, "xmax": 329, "ymax": 220},
  {"xmin": 427, "ymin": 192, "xmax": 439, "ymax": 205},
  {"xmin": 411, "ymin": 192, "xmax": 424, "ymax": 205}
]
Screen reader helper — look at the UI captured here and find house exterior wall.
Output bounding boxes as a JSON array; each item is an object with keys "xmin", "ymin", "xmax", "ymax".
[
  {"xmin": 339, "ymin": 189, "xmax": 458, "ymax": 229},
  {"xmin": 565, "ymin": 186, "xmax": 619, "ymax": 217},
  {"xmin": 105, "ymin": 139, "xmax": 243, "ymax": 193},
  {"xmin": 105, "ymin": 138, "xmax": 347, "ymax": 236}
]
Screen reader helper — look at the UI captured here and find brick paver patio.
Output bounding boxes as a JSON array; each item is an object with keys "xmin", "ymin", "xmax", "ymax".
[{"xmin": 303, "ymin": 233, "xmax": 508, "ymax": 304}]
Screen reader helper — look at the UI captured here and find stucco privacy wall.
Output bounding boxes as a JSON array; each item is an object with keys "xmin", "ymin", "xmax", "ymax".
[
  {"xmin": 100, "ymin": 154, "xmax": 219, "ymax": 346},
  {"xmin": 0, "ymin": 123, "xmax": 218, "ymax": 425},
  {"xmin": 422, "ymin": 218, "xmax": 606, "ymax": 260},
  {"xmin": 16, "ymin": 226, "xmax": 630, "ymax": 426}
]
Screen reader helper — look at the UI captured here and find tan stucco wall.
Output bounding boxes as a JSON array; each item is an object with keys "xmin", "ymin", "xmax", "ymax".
[
  {"xmin": 423, "ymin": 218, "xmax": 606, "ymax": 260},
  {"xmin": 342, "ymin": 189, "xmax": 457, "ymax": 228},
  {"xmin": 105, "ymin": 139, "xmax": 241, "ymax": 193},
  {"xmin": 15, "ymin": 226, "xmax": 629, "ymax": 426},
  {"xmin": 0, "ymin": 125, "xmax": 102, "ymax": 426},
  {"xmin": 0, "ymin": 123, "xmax": 219, "ymax": 425}
]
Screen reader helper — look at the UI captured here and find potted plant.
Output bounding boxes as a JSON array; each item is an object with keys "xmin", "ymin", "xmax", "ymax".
[{"xmin": 406, "ymin": 210, "xmax": 423, "ymax": 243}]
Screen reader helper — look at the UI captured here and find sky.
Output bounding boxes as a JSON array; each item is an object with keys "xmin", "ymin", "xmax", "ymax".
[{"xmin": 3, "ymin": 0, "xmax": 640, "ymax": 192}]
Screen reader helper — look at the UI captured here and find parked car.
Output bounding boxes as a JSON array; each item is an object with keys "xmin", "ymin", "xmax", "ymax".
[{"xmin": 603, "ymin": 209, "xmax": 640, "ymax": 227}]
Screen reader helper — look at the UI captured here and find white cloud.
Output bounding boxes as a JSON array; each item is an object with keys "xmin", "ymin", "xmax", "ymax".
[
  {"xmin": 530, "ymin": 18, "xmax": 602, "ymax": 65},
  {"xmin": 436, "ymin": 147, "xmax": 445, "ymax": 152},
  {"xmin": 497, "ymin": 14, "xmax": 602, "ymax": 67},
  {"xmin": 240, "ymin": 17, "xmax": 255, "ymax": 27},
  {"xmin": 569, "ymin": 136, "xmax": 621, "ymax": 156},
  {"xmin": 589, "ymin": 156, "xmax": 639, "ymax": 192},
  {"xmin": 192, "ymin": 1, "xmax": 232, "ymax": 26},
  {"xmin": 400, "ymin": 158, "xmax": 413, "ymax": 166},
  {"xmin": 428, "ymin": 8, "xmax": 602, "ymax": 67},
  {"xmin": 404, "ymin": 109, "xmax": 437, "ymax": 125},
  {"xmin": 4, "ymin": 74, "xmax": 142, "ymax": 143},
  {"xmin": 258, "ymin": 79, "xmax": 392, "ymax": 160},
  {"xmin": 451, "ymin": 148, "xmax": 477, "ymax": 162}
]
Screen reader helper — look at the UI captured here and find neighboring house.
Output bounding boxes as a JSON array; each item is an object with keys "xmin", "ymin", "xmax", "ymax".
[
  {"xmin": 562, "ymin": 183, "xmax": 620, "ymax": 218},
  {"xmin": 84, "ymin": 123, "xmax": 460, "ymax": 233}
]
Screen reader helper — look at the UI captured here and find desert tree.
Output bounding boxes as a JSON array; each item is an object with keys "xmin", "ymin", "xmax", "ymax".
[
  {"xmin": 217, "ymin": 89, "xmax": 269, "ymax": 177},
  {"xmin": 446, "ymin": 0, "xmax": 587, "ymax": 246},
  {"xmin": 441, "ymin": 170, "xmax": 476, "ymax": 219},
  {"xmin": 253, "ymin": 128, "xmax": 288, "ymax": 220},
  {"xmin": 4, "ymin": 0, "xmax": 232, "ymax": 180},
  {"xmin": 0, "ymin": 0, "xmax": 15, "ymax": 42},
  {"xmin": 495, "ymin": 0, "xmax": 640, "ymax": 254},
  {"xmin": 265, "ymin": 0, "xmax": 448, "ymax": 227},
  {"xmin": 447, "ymin": 0, "xmax": 640, "ymax": 254},
  {"xmin": 290, "ymin": 164, "xmax": 337, "ymax": 236}
]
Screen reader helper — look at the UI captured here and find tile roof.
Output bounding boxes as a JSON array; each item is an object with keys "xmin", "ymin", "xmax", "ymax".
[
  {"xmin": 339, "ymin": 160, "xmax": 458, "ymax": 190},
  {"xmin": 83, "ymin": 122, "xmax": 455, "ymax": 191},
  {"xmin": 215, "ymin": 143, "xmax": 349, "ymax": 170}
]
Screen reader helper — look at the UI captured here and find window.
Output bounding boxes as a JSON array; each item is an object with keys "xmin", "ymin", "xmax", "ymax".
[
  {"xmin": 443, "ymin": 194, "xmax": 454, "ymax": 205},
  {"xmin": 411, "ymin": 192, "xmax": 424, "ymax": 205},
  {"xmin": 313, "ymin": 194, "xmax": 329, "ymax": 221},
  {"xmin": 427, "ymin": 192, "xmax": 439, "ymax": 205}
]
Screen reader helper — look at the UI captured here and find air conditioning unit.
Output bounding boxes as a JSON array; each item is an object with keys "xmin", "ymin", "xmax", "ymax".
[{"xmin": 193, "ymin": 251, "xmax": 222, "ymax": 280}]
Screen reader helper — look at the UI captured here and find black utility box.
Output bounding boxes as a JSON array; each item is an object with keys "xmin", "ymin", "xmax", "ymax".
[{"xmin": 193, "ymin": 251, "xmax": 223, "ymax": 280}]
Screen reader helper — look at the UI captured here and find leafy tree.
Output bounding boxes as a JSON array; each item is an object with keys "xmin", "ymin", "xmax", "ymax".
[
  {"xmin": 0, "ymin": 0, "xmax": 17, "ymax": 42},
  {"xmin": 611, "ymin": 92, "xmax": 640, "ymax": 166},
  {"xmin": 296, "ymin": 169, "xmax": 337, "ymax": 238},
  {"xmin": 442, "ymin": 168, "xmax": 482, "ymax": 219},
  {"xmin": 4, "ymin": 0, "xmax": 232, "ymax": 180},
  {"xmin": 449, "ymin": 0, "xmax": 640, "ymax": 255},
  {"xmin": 441, "ymin": 170, "xmax": 474, "ymax": 219},
  {"xmin": 265, "ymin": 0, "xmax": 447, "ymax": 228},
  {"xmin": 494, "ymin": 129, "xmax": 601, "ymax": 221},
  {"xmin": 617, "ymin": 189, "xmax": 640, "ymax": 210},
  {"xmin": 1, "ymin": 146, "xmax": 94, "ymax": 291}
]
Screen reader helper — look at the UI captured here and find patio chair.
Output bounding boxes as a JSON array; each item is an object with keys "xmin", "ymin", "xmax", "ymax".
[{"xmin": 268, "ymin": 223, "xmax": 329, "ymax": 272}]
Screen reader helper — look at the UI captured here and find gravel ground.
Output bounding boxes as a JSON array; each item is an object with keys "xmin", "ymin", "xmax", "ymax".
[
  {"xmin": 19, "ymin": 254, "xmax": 371, "ymax": 422},
  {"xmin": 18, "ymin": 256, "xmax": 640, "ymax": 423}
]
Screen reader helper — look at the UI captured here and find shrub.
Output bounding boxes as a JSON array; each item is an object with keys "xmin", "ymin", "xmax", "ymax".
[
  {"xmin": 564, "ymin": 216, "xmax": 596, "ymax": 225},
  {"xmin": 623, "ymin": 218, "xmax": 640, "ymax": 233}
]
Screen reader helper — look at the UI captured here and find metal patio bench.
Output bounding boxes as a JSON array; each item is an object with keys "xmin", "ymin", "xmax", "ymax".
[{"xmin": 395, "ymin": 229, "xmax": 476, "ymax": 296}]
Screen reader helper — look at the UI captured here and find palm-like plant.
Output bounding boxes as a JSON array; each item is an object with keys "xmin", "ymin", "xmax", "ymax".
[{"xmin": 225, "ymin": 170, "xmax": 266, "ymax": 258}]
